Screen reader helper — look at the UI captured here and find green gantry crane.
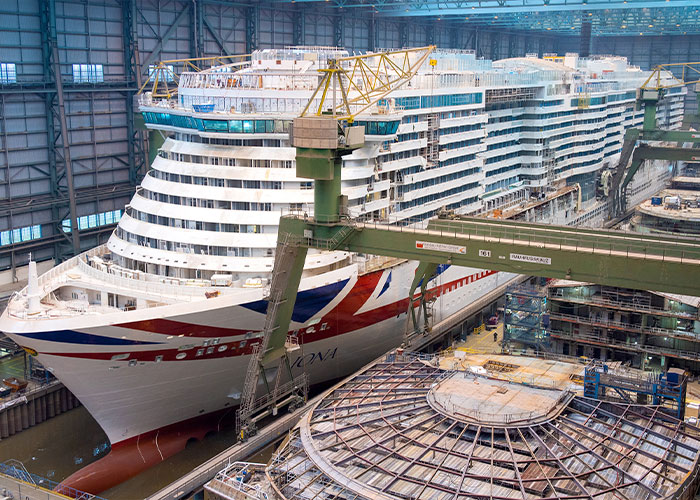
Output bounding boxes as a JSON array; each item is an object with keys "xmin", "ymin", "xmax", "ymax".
[
  {"xmin": 236, "ymin": 47, "xmax": 437, "ymax": 439},
  {"xmin": 236, "ymin": 52, "xmax": 700, "ymax": 440},
  {"xmin": 610, "ymin": 63, "xmax": 700, "ymax": 218}
]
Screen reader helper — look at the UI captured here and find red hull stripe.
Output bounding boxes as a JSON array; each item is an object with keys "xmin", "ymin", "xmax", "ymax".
[
  {"xmin": 43, "ymin": 269, "xmax": 497, "ymax": 361},
  {"xmin": 115, "ymin": 318, "xmax": 250, "ymax": 339}
]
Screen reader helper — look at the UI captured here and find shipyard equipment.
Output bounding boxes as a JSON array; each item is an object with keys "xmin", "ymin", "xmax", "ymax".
[
  {"xmin": 235, "ymin": 47, "xmax": 436, "ymax": 439},
  {"xmin": 236, "ymin": 48, "xmax": 700, "ymax": 440},
  {"xmin": 610, "ymin": 63, "xmax": 700, "ymax": 218}
]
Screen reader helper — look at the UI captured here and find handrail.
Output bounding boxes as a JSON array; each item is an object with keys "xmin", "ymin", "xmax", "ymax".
[
  {"xmin": 548, "ymin": 292, "xmax": 698, "ymax": 319},
  {"xmin": 0, "ymin": 461, "xmax": 108, "ymax": 500},
  {"xmin": 548, "ymin": 311, "xmax": 700, "ymax": 341},
  {"xmin": 548, "ymin": 329, "xmax": 700, "ymax": 362}
]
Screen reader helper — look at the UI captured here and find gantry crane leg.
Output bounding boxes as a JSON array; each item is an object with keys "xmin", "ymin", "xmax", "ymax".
[{"xmin": 406, "ymin": 261, "xmax": 439, "ymax": 345}]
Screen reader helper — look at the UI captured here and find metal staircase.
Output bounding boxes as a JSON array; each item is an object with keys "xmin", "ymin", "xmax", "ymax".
[{"xmin": 236, "ymin": 234, "xmax": 309, "ymax": 440}]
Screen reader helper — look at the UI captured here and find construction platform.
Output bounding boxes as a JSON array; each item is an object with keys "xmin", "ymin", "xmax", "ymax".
[{"xmin": 206, "ymin": 350, "xmax": 700, "ymax": 500}]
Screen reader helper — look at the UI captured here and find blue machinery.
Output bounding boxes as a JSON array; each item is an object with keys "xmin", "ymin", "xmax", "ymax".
[{"xmin": 584, "ymin": 363, "xmax": 687, "ymax": 419}]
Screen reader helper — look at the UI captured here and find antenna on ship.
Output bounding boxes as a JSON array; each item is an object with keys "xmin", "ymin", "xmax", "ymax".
[{"xmin": 26, "ymin": 252, "xmax": 41, "ymax": 315}]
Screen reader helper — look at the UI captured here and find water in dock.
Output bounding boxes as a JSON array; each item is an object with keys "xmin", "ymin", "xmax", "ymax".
[{"xmin": 0, "ymin": 403, "xmax": 244, "ymax": 499}]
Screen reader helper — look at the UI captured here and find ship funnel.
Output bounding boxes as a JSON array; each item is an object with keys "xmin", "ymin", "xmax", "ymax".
[{"xmin": 27, "ymin": 255, "xmax": 41, "ymax": 314}]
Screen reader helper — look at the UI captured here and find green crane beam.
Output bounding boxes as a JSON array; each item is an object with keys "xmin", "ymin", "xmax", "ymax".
[
  {"xmin": 625, "ymin": 128, "xmax": 700, "ymax": 143},
  {"xmin": 277, "ymin": 215, "xmax": 700, "ymax": 296}
]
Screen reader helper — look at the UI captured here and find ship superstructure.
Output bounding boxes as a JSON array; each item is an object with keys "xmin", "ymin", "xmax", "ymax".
[{"xmin": 0, "ymin": 47, "xmax": 687, "ymax": 494}]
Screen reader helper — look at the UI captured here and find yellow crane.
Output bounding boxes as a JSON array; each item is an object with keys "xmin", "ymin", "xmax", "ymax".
[
  {"xmin": 137, "ymin": 55, "xmax": 249, "ymax": 100},
  {"xmin": 300, "ymin": 46, "xmax": 435, "ymax": 122}
]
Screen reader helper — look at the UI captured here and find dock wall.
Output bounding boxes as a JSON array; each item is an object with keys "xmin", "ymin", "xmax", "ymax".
[{"xmin": 0, "ymin": 382, "xmax": 79, "ymax": 439}]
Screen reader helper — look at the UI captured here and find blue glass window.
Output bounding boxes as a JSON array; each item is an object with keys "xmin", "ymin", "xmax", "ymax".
[{"xmin": 0, "ymin": 63, "xmax": 17, "ymax": 84}]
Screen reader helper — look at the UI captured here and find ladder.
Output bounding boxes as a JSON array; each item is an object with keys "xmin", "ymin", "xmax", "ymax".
[{"xmin": 236, "ymin": 233, "xmax": 309, "ymax": 440}]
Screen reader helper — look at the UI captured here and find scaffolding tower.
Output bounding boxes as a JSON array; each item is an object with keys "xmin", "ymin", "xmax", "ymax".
[{"xmin": 503, "ymin": 284, "xmax": 550, "ymax": 351}]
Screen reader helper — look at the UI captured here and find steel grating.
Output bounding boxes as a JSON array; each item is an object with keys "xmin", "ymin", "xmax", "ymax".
[{"xmin": 266, "ymin": 355, "xmax": 700, "ymax": 500}]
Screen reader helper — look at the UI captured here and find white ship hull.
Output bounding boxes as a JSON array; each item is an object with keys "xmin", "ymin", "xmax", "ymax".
[{"xmin": 2, "ymin": 258, "xmax": 511, "ymax": 445}]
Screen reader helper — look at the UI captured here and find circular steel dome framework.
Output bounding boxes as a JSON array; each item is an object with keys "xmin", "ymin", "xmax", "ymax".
[{"xmin": 267, "ymin": 354, "xmax": 700, "ymax": 500}]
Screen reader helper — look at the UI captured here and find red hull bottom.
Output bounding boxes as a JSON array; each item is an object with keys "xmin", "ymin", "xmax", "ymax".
[{"xmin": 58, "ymin": 408, "xmax": 236, "ymax": 496}]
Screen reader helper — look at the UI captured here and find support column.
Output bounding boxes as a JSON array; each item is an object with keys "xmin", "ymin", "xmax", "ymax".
[
  {"xmin": 123, "ymin": 0, "xmax": 146, "ymax": 186},
  {"xmin": 580, "ymin": 19, "xmax": 592, "ymax": 57},
  {"xmin": 368, "ymin": 15, "xmax": 376, "ymax": 52},
  {"xmin": 333, "ymin": 12, "xmax": 343, "ymax": 48},
  {"xmin": 449, "ymin": 26, "xmax": 458, "ymax": 49},
  {"xmin": 246, "ymin": 5, "xmax": 258, "ymax": 53},
  {"xmin": 190, "ymin": 0, "xmax": 204, "ymax": 59},
  {"xmin": 399, "ymin": 23, "xmax": 408, "ymax": 48},
  {"xmin": 293, "ymin": 7, "xmax": 305, "ymax": 46},
  {"xmin": 41, "ymin": 0, "xmax": 80, "ymax": 257},
  {"xmin": 508, "ymin": 34, "xmax": 516, "ymax": 58},
  {"xmin": 490, "ymin": 32, "xmax": 499, "ymax": 61},
  {"xmin": 426, "ymin": 21, "xmax": 435, "ymax": 47}
]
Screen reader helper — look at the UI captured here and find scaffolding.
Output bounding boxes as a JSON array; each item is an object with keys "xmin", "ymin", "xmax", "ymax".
[
  {"xmin": 504, "ymin": 284, "xmax": 550, "ymax": 351},
  {"xmin": 485, "ymin": 87, "xmax": 537, "ymax": 104}
]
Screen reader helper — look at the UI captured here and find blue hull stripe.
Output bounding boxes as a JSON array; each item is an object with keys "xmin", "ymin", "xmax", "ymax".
[
  {"xmin": 15, "ymin": 330, "xmax": 164, "ymax": 346},
  {"xmin": 377, "ymin": 271, "xmax": 392, "ymax": 298}
]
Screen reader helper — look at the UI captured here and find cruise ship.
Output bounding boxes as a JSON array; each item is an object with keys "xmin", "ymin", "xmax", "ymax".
[{"xmin": 0, "ymin": 47, "xmax": 686, "ymax": 494}]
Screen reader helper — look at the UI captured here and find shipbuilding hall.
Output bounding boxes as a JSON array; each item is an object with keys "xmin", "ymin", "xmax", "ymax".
[{"xmin": 1, "ymin": 0, "xmax": 700, "ymax": 499}]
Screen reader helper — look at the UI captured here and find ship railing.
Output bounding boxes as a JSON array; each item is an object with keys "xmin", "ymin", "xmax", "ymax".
[
  {"xmin": 205, "ymin": 460, "xmax": 269, "ymax": 500},
  {"xmin": 548, "ymin": 311, "xmax": 700, "ymax": 341},
  {"xmin": 74, "ymin": 257, "xmax": 225, "ymax": 300},
  {"xmin": 179, "ymin": 71, "xmax": 320, "ymax": 92},
  {"xmin": 357, "ymin": 254, "xmax": 404, "ymax": 275},
  {"xmin": 548, "ymin": 292, "xmax": 698, "ymax": 319},
  {"xmin": 547, "ymin": 329, "xmax": 700, "ymax": 362}
]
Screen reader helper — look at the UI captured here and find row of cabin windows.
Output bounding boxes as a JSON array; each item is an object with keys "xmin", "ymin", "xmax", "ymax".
[
  {"xmin": 397, "ymin": 181, "xmax": 480, "ymax": 211},
  {"xmin": 142, "ymin": 188, "xmax": 273, "ymax": 211},
  {"xmin": 115, "ymin": 227, "xmax": 266, "ymax": 258},
  {"xmin": 150, "ymin": 169, "xmax": 284, "ymax": 189},
  {"xmin": 398, "ymin": 166, "xmax": 481, "ymax": 195},
  {"xmin": 157, "ymin": 150, "xmax": 294, "ymax": 169},
  {"xmin": 129, "ymin": 208, "xmax": 265, "ymax": 234}
]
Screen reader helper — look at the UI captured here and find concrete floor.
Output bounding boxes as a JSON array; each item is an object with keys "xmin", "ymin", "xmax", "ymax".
[
  {"xmin": 452, "ymin": 321, "xmax": 700, "ymax": 423},
  {"xmin": 431, "ymin": 374, "xmax": 565, "ymax": 425},
  {"xmin": 458, "ymin": 321, "xmax": 503, "ymax": 353}
]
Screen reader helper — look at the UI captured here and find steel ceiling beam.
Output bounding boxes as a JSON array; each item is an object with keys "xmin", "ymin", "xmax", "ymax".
[
  {"xmin": 288, "ymin": 0, "xmax": 699, "ymax": 14},
  {"xmin": 276, "ymin": 1, "xmax": 700, "ymax": 35}
]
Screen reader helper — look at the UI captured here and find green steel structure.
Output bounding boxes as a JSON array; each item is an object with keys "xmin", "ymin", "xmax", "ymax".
[
  {"xmin": 610, "ymin": 66, "xmax": 700, "ymax": 217},
  {"xmin": 236, "ymin": 107, "xmax": 700, "ymax": 438}
]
